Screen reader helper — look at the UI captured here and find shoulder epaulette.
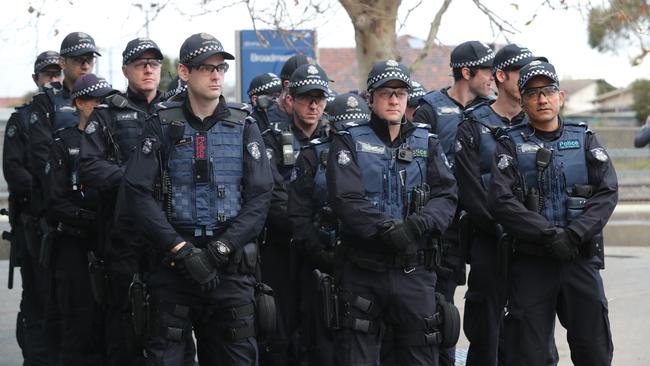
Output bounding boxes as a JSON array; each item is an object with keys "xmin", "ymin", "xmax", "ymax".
[{"xmin": 413, "ymin": 122, "xmax": 431, "ymax": 130}]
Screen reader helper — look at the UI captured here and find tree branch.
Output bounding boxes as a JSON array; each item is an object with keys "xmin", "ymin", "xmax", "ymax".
[{"xmin": 410, "ymin": 0, "xmax": 452, "ymax": 73}]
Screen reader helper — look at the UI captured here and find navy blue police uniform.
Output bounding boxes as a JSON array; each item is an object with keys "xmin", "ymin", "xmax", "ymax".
[
  {"xmin": 123, "ymin": 33, "xmax": 273, "ymax": 366},
  {"xmin": 327, "ymin": 60, "xmax": 457, "ymax": 366},
  {"xmin": 288, "ymin": 93, "xmax": 370, "ymax": 366},
  {"xmin": 488, "ymin": 61, "xmax": 616, "ymax": 366}
]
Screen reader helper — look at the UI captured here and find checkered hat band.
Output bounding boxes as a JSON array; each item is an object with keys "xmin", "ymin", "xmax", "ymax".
[
  {"xmin": 450, "ymin": 51, "xmax": 495, "ymax": 68},
  {"xmin": 181, "ymin": 44, "xmax": 224, "ymax": 64},
  {"xmin": 410, "ymin": 90, "xmax": 426, "ymax": 98},
  {"xmin": 367, "ymin": 71, "xmax": 411, "ymax": 88},
  {"xmin": 248, "ymin": 79, "xmax": 282, "ymax": 96},
  {"xmin": 123, "ymin": 43, "xmax": 158, "ymax": 63},
  {"xmin": 518, "ymin": 70, "xmax": 558, "ymax": 90},
  {"xmin": 494, "ymin": 52, "xmax": 534, "ymax": 71},
  {"xmin": 331, "ymin": 113, "xmax": 370, "ymax": 123},
  {"xmin": 71, "ymin": 81, "xmax": 111, "ymax": 99},
  {"xmin": 288, "ymin": 79, "xmax": 328, "ymax": 89},
  {"xmin": 60, "ymin": 42, "xmax": 95, "ymax": 56},
  {"xmin": 35, "ymin": 58, "xmax": 60, "ymax": 71}
]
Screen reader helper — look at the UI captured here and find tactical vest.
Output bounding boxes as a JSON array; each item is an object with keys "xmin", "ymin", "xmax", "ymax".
[
  {"xmin": 509, "ymin": 122, "xmax": 589, "ymax": 227},
  {"xmin": 344, "ymin": 121, "xmax": 431, "ymax": 220},
  {"xmin": 45, "ymin": 86, "xmax": 78, "ymax": 131},
  {"xmin": 158, "ymin": 104, "xmax": 247, "ymax": 235},
  {"xmin": 466, "ymin": 105, "xmax": 525, "ymax": 188},
  {"xmin": 54, "ymin": 128, "xmax": 98, "ymax": 211},
  {"xmin": 104, "ymin": 94, "xmax": 148, "ymax": 163},
  {"xmin": 420, "ymin": 90, "xmax": 463, "ymax": 164}
]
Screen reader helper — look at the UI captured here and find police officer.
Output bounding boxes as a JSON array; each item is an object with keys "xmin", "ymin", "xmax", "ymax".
[
  {"xmin": 288, "ymin": 92, "xmax": 369, "ymax": 366},
  {"xmin": 412, "ymin": 40, "xmax": 494, "ymax": 365},
  {"xmin": 44, "ymin": 74, "xmax": 117, "ymax": 365},
  {"xmin": 2, "ymin": 50, "xmax": 61, "ymax": 366},
  {"xmin": 327, "ymin": 60, "xmax": 457, "ymax": 365},
  {"xmin": 78, "ymin": 37, "xmax": 164, "ymax": 366},
  {"xmin": 123, "ymin": 32, "xmax": 273, "ymax": 365},
  {"xmin": 455, "ymin": 44, "xmax": 552, "ymax": 366},
  {"xmin": 406, "ymin": 80, "xmax": 427, "ymax": 122},
  {"xmin": 248, "ymin": 72, "xmax": 282, "ymax": 107},
  {"xmin": 29, "ymin": 32, "xmax": 101, "ymax": 215},
  {"xmin": 259, "ymin": 63, "xmax": 330, "ymax": 365},
  {"xmin": 488, "ymin": 60, "xmax": 616, "ymax": 366}
]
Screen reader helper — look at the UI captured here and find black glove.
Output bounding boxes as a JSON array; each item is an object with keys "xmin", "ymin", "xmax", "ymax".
[
  {"xmin": 173, "ymin": 243, "xmax": 219, "ymax": 291},
  {"xmin": 546, "ymin": 228, "xmax": 580, "ymax": 261},
  {"xmin": 379, "ymin": 215, "xmax": 424, "ymax": 254},
  {"xmin": 205, "ymin": 240, "xmax": 233, "ymax": 269}
]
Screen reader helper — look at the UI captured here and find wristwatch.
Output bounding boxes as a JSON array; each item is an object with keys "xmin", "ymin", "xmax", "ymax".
[{"xmin": 215, "ymin": 241, "xmax": 231, "ymax": 256}]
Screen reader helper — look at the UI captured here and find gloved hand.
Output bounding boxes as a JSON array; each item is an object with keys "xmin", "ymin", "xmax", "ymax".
[
  {"xmin": 206, "ymin": 240, "xmax": 234, "ymax": 269},
  {"xmin": 173, "ymin": 242, "xmax": 219, "ymax": 291},
  {"xmin": 379, "ymin": 215, "xmax": 425, "ymax": 254},
  {"xmin": 546, "ymin": 228, "xmax": 580, "ymax": 261}
]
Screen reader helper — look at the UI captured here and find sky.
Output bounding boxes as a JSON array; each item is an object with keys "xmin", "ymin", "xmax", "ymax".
[{"xmin": 0, "ymin": 0, "xmax": 648, "ymax": 99}]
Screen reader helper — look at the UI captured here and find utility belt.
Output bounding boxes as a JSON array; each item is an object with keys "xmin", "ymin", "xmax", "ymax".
[
  {"xmin": 337, "ymin": 244, "xmax": 439, "ymax": 272},
  {"xmin": 162, "ymin": 238, "xmax": 259, "ymax": 276},
  {"xmin": 313, "ymin": 269, "xmax": 460, "ymax": 347},
  {"xmin": 512, "ymin": 233, "xmax": 604, "ymax": 262}
]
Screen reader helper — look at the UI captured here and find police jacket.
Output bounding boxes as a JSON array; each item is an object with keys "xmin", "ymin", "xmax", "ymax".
[
  {"xmin": 79, "ymin": 89, "xmax": 162, "ymax": 193},
  {"xmin": 123, "ymin": 96, "xmax": 273, "ymax": 253},
  {"xmin": 3, "ymin": 104, "xmax": 34, "ymax": 198},
  {"xmin": 29, "ymin": 82, "xmax": 78, "ymax": 185},
  {"xmin": 455, "ymin": 105, "xmax": 526, "ymax": 233},
  {"xmin": 488, "ymin": 119, "xmax": 618, "ymax": 246},
  {"xmin": 327, "ymin": 113, "xmax": 457, "ymax": 252},
  {"xmin": 45, "ymin": 126, "xmax": 100, "ymax": 232},
  {"xmin": 413, "ymin": 87, "xmax": 488, "ymax": 165}
]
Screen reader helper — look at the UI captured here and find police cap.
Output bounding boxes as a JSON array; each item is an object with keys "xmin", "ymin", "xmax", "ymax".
[
  {"xmin": 492, "ymin": 44, "xmax": 547, "ymax": 74},
  {"xmin": 366, "ymin": 59, "xmax": 411, "ymax": 92},
  {"xmin": 327, "ymin": 93, "xmax": 370, "ymax": 124},
  {"xmin": 288, "ymin": 64, "xmax": 329, "ymax": 96},
  {"xmin": 518, "ymin": 60, "xmax": 560, "ymax": 92},
  {"xmin": 34, "ymin": 51, "xmax": 61, "ymax": 73},
  {"xmin": 407, "ymin": 80, "xmax": 427, "ymax": 108},
  {"xmin": 122, "ymin": 37, "xmax": 163, "ymax": 65},
  {"xmin": 280, "ymin": 54, "xmax": 312, "ymax": 82},
  {"xmin": 247, "ymin": 73, "xmax": 282, "ymax": 98},
  {"xmin": 450, "ymin": 41, "xmax": 494, "ymax": 69},
  {"xmin": 179, "ymin": 33, "xmax": 234, "ymax": 65},
  {"xmin": 60, "ymin": 32, "xmax": 101, "ymax": 57},
  {"xmin": 70, "ymin": 73, "xmax": 117, "ymax": 100}
]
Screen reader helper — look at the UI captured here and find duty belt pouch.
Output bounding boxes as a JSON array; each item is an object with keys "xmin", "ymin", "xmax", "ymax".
[
  {"xmin": 435, "ymin": 292, "xmax": 461, "ymax": 349},
  {"xmin": 314, "ymin": 269, "xmax": 340, "ymax": 330},
  {"xmin": 88, "ymin": 251, "xmax": 108, "ymax": 306},
  {"xmin": 582, "ymin": 232, "xmax": 605, "ymax": 268},
  {"xmin": 240, "ymin": 242, "xmax": 258, "ymax": 274},
  {"xmin": 255, "ymin": 282, "xmax": 276, "ymax": 339},
  {"xmin": 566, "ymin": 196, "xmax": 587, "ymax": 222}
]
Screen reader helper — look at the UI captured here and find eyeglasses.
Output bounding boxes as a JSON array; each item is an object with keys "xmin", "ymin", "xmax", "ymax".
[
  {"xmin": 69, "ymin": 55, "xmax": 95, "ymax": 66},
  {"xmin": 522, "ymin": 84, "xmax": 560, "ymax": 100},
  {"xmin": 190, "ymin": 63, "xmax": 229, "ymax": 74},
  {"xmin": 39, "ymin": 70, "xmax": 61, "ymax": 78},
  {"xmin": 375, "ymin": 87, "xmax": 409, "ymax": 100},
  {"xmin": 295, "ymin": 94, "xmax": 327, "ymax": 105},
  {"xmin": 130, "ymin": 58, "xmax": 162, "ymax": 70}
]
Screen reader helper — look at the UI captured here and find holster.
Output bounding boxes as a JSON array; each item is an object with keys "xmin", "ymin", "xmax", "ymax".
[
  {"xmin": 255, "ymin": 282, "xmax": 276, "ymax": 339},
  {"xmin": 495, "ymin": 224, "xmax": 511, "ymax": 277},
  {"xmin": 435, "ymin": 292, "xmax": 461, "ymax": 348},
  {"xmin": 225, "ymin": 242, "xmax": 258, "ymax": 274},
  {"xmin": 128, "ymin": 273, "xmax": 150, "ymax": 347},
  {"xmin": 38, "ymin": 218, "xmax": 55, "ymax": 269},
  {"xmin": 88, "ymin": 251, "xmax": 108, "ymax": 306},
  {"xmin": 314, "ymin": 269, "xmax": 340, "ymax": 330},
  {"xmin": 581, "ymin": 232, "xmax": 605, "ymax": 268},
  {"xmin": 20, "ymin": 212, "xmax": 43, "ymax": 259}
]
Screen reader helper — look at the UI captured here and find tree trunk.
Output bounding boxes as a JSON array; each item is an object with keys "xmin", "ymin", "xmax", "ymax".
[{"xmin": 340, "ymin": 0, "xmax": 402, "ymax": 91}]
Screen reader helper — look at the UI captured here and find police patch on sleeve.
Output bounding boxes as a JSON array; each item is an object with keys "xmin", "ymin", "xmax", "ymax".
[
  {"xmin": 266, "ymin": 148, "xmax": 274, "ymax": 160},
  {"xmin": 85, "ymin": 121, "xmax": 98, "ymax": 135},
  {"xmin": 455, "ymin": 139, "xmax": 463, "ymax": 152},
  {"xmin": 29, "ymin": 112, "xmax": 38, "ymax": 124},
  {"xmin": 590, "ymin": 147, "xmax": 609, "ymax": 162},
  {"xmin": 44, "ymin": 161, "xmax": 51, "ymax": 175},
  {"xmin": 142, "ymin": 137, "xmax": 153, "ymax": 155},
  {"xmin": 497, "ymin": 154, "xmax": 513, "ymax": 170},
  {"xmin": 247, "ymin": 142, "xmax": 261, "ymax": 160},
  {"xmin": 337, "ymin": 150, "xmax": 351, "ymax": 166},
  {"xmin": 6, "ymin": 125, "xmax": 16, "ymax": 138}
]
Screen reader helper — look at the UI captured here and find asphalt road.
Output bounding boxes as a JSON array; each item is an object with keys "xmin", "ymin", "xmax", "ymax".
[{"xmin": 0, "ymin": 246, "xmax": 649, "ymax": 365}]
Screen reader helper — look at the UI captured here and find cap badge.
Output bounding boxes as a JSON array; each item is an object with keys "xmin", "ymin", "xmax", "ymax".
[
  {"xmin": 386, "ymin": 59, "xmax": 399, "ymax": 67},
  {"xmin": 346, "ymin": 96, "xmax": 359, "ymax": 108},
  {"xmin": 77, "ymin": 32, "xmax": 89, "ymax": 39},
  {"xmin": 529, "ymin": 60, "xmax": 542, "ymax": 66},
  {"xmin": 307, "ymin": 65, "xmax": 319, "ymax": 75},
  {"xmin": 200, "ymin": 33, "xmax": 214, "ymax": 40}
]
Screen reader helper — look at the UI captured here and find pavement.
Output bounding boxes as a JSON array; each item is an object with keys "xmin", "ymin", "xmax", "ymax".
[{"xmin": 0, "ymin": 246, "xmax": 649, "ymax": 365}]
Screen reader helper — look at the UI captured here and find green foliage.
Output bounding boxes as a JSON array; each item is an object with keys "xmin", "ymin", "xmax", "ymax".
[
  {"xmin": 587, "ymin": 0, "xmax": 650, "ymax": 65},
  {"xmin": 631, "ymin": 79, "xmax": 650, "ymax": 125},
  {"xmin": 160, "ymin": 55, "xmax": 180, "ymax": 92}
]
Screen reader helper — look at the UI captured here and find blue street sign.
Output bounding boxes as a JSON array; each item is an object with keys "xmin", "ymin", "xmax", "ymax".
[{"xmin": 236, "ymin": 29, "xmax": 316, "ymax": 102}]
